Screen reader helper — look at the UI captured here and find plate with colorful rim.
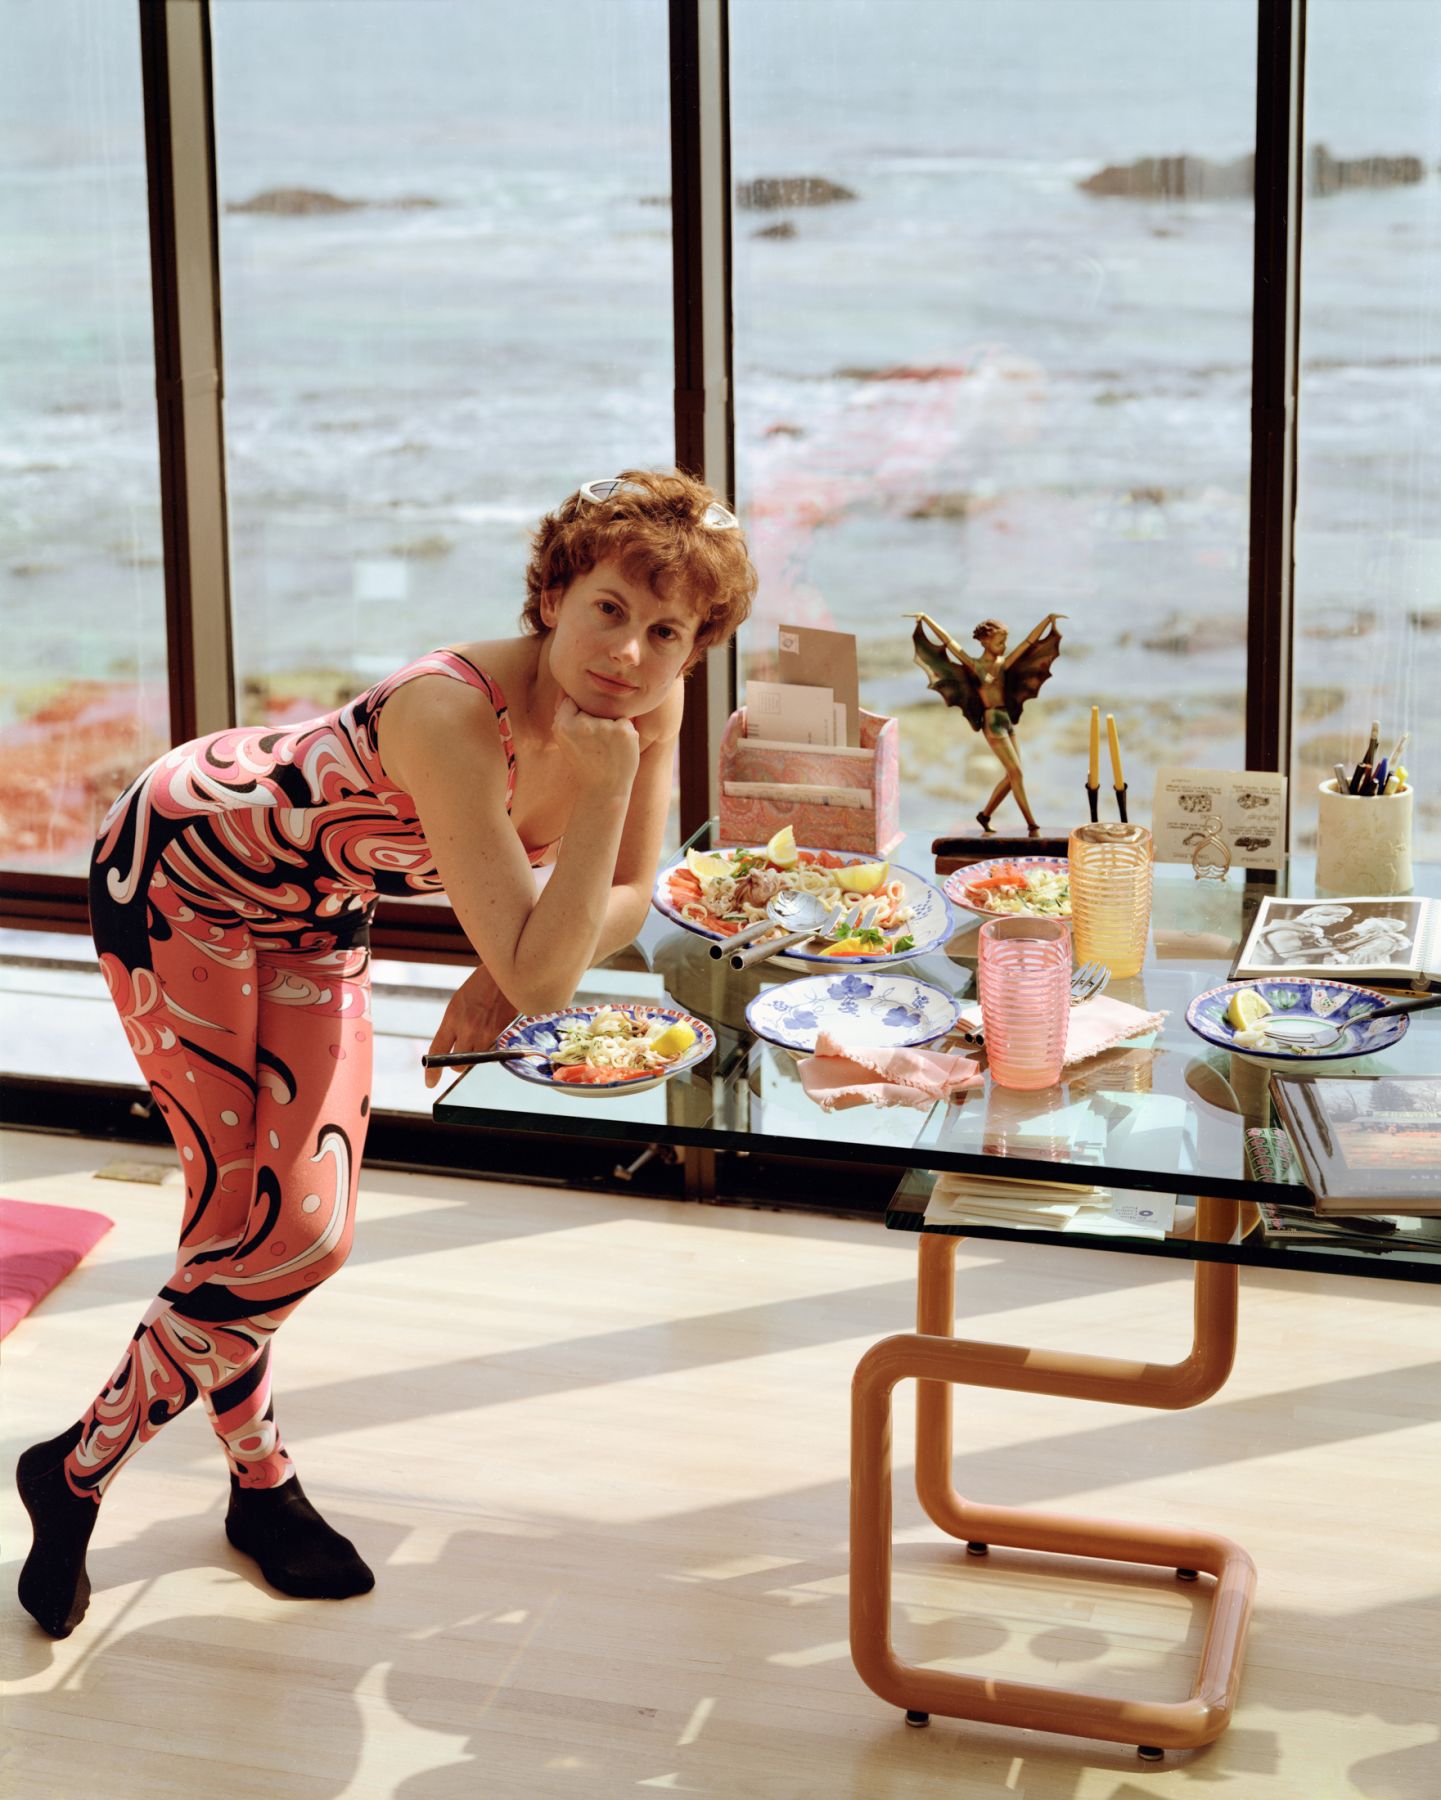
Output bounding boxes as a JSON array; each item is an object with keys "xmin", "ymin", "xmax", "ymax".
[
  {"xmin": 1184, "ymin": 978, "xmax": 1410, "ymax": 1063},
  {"xmin": 653, "ymin": 845, "xmax": 955, "ymax": 968},
  {"xmin": 492, "ymin": 1001, "xmax": 716, "ymax": 1096},
  {"xmin": 943, "ymin": 855, "xmax": 1071, "ymax": 919},
  {"xmin": 744, "ymin": 973, "xmax": 963, "ymax": 1055}
]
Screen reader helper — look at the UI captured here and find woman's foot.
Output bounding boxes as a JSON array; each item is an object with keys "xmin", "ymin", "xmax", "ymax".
[
  {"xmin": 16, "ymin": 1423, "xmax": 99, "ymax": 1639},
  {"xmin": 225, "ymin": 1475, "xmax": 374, "ymax": 1600},
  {"xmin": 975, "ymin": 810, "xmax": 994, "ymax": 834}
]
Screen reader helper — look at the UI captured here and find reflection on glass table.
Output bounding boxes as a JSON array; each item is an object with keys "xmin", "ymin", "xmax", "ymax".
[{"xmin": 434, "ymin": 839, "xmax": 1441, "ymax": 1280}]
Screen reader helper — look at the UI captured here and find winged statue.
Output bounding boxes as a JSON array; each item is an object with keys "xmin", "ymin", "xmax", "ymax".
[{"xmin": 908, "ymin": 610, "xmax": 1065, "ymax": 834}]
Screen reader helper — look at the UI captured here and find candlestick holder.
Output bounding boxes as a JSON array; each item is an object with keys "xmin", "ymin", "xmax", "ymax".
[
  {"xmin": 1114, "ymin": 783, "xmax": 1129, "ymax": 823},
  {"xmin": 1085, "ymin": 783, "xmax": 1100, "ymax": 823}
]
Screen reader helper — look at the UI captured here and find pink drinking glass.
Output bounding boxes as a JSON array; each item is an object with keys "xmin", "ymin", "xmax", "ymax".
[{"xmin": 977, "ymin": 916, "xmax": 1071, "ymax": 1091}]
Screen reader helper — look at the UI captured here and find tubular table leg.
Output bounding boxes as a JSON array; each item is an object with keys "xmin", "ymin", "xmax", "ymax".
[{"xmin": 850, "ymin": 1197, "xmax": 1256, "ymax": 1753}]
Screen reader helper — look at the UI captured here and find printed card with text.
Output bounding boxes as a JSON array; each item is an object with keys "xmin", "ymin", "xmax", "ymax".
[{"xmin": 1150, "ymin": 767, "xmax": 1287, "ymax": 870}]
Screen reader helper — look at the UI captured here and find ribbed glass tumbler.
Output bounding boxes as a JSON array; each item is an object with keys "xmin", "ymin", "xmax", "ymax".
[
  {"xmin": 976, "ymin": 916, "xmax": 1072, "ymax": 1091},
  {"xmin": 1068, "ymin": 821, "xmax": 1154, "ymax": 979}
]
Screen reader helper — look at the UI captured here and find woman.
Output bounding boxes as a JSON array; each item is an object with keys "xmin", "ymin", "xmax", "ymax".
[{"xmin": 17, "ymin": 469, "xmax": 756, "ymax": 1638}]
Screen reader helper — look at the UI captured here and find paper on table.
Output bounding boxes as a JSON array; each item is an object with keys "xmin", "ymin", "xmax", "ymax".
[
  {"xmin": 1150, "ymin": 766, "xmax": 1287, "ymax": 870},
  {"xmin": 778, "ymin": 624, "xmax": 862, "ymax": 747},
  {"xmin": 744, "ymin": 679, "xmax": 837, "ymax": 746}
]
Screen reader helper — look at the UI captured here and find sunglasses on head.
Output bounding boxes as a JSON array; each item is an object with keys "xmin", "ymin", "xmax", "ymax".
[{"xmin": 578, "ymin": 477, "xmax": 740, "ymax": 531}]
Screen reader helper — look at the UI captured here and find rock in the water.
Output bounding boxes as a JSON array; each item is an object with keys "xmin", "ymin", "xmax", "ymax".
[
  {"xmin": 226, "ymin": 187, "xmax": 439, "ymax": 216},
  {"xmin": 1079, "ymin": 154, "xmax": 1255, "ymax": 200},
  {"xmin": 1080, "ymin": 145, "xmax": 1425, "ymax": 202},
  {"xmin": 753, "ymin": 220, "xmax": 798, "ymax": 240},
  {"xmin": 736, "ymin": 175, "xmax": 857, "ymax": 210},
  {"xmin": 1309, "ymin": 144, "xmax": 1424, "ymax": 195}
]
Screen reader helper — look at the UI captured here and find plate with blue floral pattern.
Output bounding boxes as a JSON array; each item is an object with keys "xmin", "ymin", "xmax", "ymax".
[
  {"xmin": 1185, "ymin": 978, "xmax": 1410, "ymax": 1062},
  {"xmin": 745, "ymin": 973, "xmax": 962, "ymax": 1054},
  {"xmin": 493, "ymin": 1002, "xmax": 715, "ymax": 1095}
]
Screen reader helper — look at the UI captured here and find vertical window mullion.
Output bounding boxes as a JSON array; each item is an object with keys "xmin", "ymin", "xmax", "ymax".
[
  {"xmin": 140, "ymin": 0, "xmax": 235, "ymax": 744},
  {"xmin": 1247, "ymin": 0, "xmax": 1306, "ymax": 826},
  {"xmin": 670, "ymin": 0, "xmax": 736, "ymax": 837}
]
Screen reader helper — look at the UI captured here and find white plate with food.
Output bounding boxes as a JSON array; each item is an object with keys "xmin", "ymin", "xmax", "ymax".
[
  {"xmin": 943, "ymin": 856, "xmax": 1071, "ymax": 919},
  {"xmin": 654, "ymin": 827, "xmax": 954, "ymax": 968},
  {"xmin": 492, "ymin": 1002, "xmax": 715, "ymax": 1096}
]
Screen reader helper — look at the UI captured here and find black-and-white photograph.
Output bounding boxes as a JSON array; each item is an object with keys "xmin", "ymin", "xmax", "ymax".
[{"xmin": 1245, "ymin": 899, "xmax": 1424, "ymax": 970}]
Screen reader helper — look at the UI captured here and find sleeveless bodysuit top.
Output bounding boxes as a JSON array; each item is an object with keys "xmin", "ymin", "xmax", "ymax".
[{"xmin": 90, "ymin": 649, "xmax": 554, "ymax": 952}]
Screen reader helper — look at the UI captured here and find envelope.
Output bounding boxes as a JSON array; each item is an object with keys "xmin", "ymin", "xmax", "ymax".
[
  {"xmin": 778, "ymin": 624, "xmax": 861, "ymax": 747},
  {"xmin": 744, "ymin": 680, "xmax": 837, "ymax": 745}
]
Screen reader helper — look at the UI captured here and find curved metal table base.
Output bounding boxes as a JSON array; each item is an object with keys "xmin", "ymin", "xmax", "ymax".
[{"xmin": 850, "ymin": 1197, "xmax": 1257, "ymax": 1754}]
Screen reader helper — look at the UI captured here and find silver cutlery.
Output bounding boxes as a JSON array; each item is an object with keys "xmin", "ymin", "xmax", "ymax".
[
  {"xmin": 709, "ymin": 887, "xmax": 829, "ymax": 960},
  {"xmin": 728, "ymin": 898, "xmax": 868, "ymax": 972},
  {"xmin": 958, "ymin": 960, "xmax": 1110, "ymax": 1048},
  {"xmin": 1253, "ymin": 989, "xmax": 1441, "ymax": 1050}
]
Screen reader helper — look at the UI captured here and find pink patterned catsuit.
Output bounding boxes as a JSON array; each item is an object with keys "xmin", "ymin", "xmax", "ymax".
[{"xmin": 73, "ymin": 650, "xmax": 538, "ymax": 1501}]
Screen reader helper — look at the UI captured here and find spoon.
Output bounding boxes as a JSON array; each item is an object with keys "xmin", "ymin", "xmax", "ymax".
[
  {"xmin": 1255, "ymin": 991, "xmax": 1441, "ymax": 1050},
  {"xmin": 729, "ymin": 895, "xmax": 865, "ymax": 972},
  {"xmin": 709, "ymin": 887, "xmax": 829, "ymax": 960}
]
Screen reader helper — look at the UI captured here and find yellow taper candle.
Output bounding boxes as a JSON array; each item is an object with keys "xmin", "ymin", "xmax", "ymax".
[
  {"xmin": 1106, "ymin": 713, "xmax": 1124, "ymax": 789},
  {"xmin": 1088, "ymin": 706, "xmax": 1100, "ymax": 788}
]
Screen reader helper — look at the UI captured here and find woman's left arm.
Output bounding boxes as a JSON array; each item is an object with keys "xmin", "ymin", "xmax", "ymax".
[{"xmin": 592, "ymin": 679, "xmax": 687, "ymax": 957}]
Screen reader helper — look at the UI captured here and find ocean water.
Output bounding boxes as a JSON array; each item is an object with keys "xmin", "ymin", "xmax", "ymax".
[{"xmin": 4, "ymin": 0, "xmax": 1440, "ymax": 860}]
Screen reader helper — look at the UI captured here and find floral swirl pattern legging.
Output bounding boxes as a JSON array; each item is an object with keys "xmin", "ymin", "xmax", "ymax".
[{"xmin": 70, "ymin": 878, "xmax": 373, "ymax": 1502}]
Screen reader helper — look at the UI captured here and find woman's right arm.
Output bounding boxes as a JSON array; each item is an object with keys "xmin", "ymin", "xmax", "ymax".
[{"xmin": 379, "ymin": 678, "xmax": 639, "ymax": 1014}]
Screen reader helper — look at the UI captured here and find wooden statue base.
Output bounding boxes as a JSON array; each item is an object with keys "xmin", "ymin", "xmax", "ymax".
[{"xmin": 932, "ymin": 825, "xmax": 1072, "ymax": 875}]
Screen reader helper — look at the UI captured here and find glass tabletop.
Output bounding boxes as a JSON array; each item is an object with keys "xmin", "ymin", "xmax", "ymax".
[{"xmin": 433, "ymin": 832, "xmax": 1441, "ymax": 1280}]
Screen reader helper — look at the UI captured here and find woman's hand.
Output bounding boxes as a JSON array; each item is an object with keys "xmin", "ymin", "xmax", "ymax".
[
  {"xmin": 424, "ymin": 965, "xmax": 521, "ymax": 1088},
  {"xmin": 553, "ymin": 694, "xmax": 641, "ymax": 795}
]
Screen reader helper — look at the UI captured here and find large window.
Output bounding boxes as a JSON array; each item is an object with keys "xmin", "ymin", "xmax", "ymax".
[
  {"xmin": 211, "ymin": 0, "xmax": 676, "ymax": 732},
  {"xmin": 730, "ymin": 0, "xmax": 1257, "ymax": 846},
  {"xmin": 0, "ymin": 0, "xmax": 169, "ymax": 875},
  {"xmin": 1293, "ymin": 0, "xmax": 1441, "ymax": 861}
]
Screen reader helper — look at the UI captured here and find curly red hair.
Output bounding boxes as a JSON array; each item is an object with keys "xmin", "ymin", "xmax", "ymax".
[{"xmin": 523, "ymin": 468, "xmax": 757, "ymax": 662}]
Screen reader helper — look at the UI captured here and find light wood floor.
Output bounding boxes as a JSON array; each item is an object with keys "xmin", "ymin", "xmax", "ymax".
[{"xmin": 2, "ymin": 1128, "xmax": 1438, "ymax": 1800}]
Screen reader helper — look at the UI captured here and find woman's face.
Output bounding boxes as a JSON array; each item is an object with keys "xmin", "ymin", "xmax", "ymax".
[{"xmin": 541, "ymin": 559, "xmax": 700, "ymax": 717}]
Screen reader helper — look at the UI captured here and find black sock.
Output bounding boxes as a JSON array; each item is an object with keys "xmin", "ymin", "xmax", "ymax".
[
  {"xmin": 16, "ymin": 1422, "xmax": 99, "ymax": 1639},
  {"xmin": 225, "ymin": 1474, "xmax": 374, "ymax": 1600}
]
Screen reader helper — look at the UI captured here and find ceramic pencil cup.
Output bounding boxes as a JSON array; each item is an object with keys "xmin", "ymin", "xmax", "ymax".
[
  {"xmin": 1315, "ymin": 778, "xmax": 1413, "ymax": 896},
  {"xmin": 1068, "ymin": 821, "xmax": 1154, "ymax": 980}
]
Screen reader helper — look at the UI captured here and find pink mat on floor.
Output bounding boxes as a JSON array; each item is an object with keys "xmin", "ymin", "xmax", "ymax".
[{"xmin": 0, "ymin": 1198, "xmax": 114, "ymax": 1340}]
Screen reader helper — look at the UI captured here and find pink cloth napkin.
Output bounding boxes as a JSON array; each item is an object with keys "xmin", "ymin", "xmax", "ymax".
[
  {"xmin": 0, "ymin": 1197, "xmax": 114, "ymax": 1340},
  {"xmin": 797, "ymin": 1031, "xmax": 984, "ymax": 1111},
  {"xmin": 956, "ymin": 993, "xmax": 1168, "ymax": 1066}
]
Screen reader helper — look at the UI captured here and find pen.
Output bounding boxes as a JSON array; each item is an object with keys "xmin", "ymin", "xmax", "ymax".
[
  {"xmin": 1332, "ymin": 762, "xmax": 1350, "ymax": 793},
  {"xmin": 1387, "ymin": 730, "xmax": 1409, "ymax": 768},
  {"xmin": 1372, "ymin": 755, "xmax": 1389, "ymax": 793},
  {"xmin": 1349, "ymin": 718, "xmax": 1380, "ymax": 792}
]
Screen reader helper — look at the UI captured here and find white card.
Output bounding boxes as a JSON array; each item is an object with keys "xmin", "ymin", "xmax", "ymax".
[
  {"xmin": 1150, "ymin": 767, "xmax": 1287, "ymax": 870},
  {"xmin": 745, "ymin": 680, "xmax": 837, "ymax": 745}
]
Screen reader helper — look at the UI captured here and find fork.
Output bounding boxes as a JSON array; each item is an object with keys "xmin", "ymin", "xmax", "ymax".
[{"xmin": 957, "ymin": 961, "xmax": 1110, "ymax": 1048}]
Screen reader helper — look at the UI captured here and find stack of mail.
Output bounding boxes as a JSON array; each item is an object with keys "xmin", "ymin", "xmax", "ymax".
[
  {"xmin": 745, "ymin": 625, "xmax": 862, "ymax": 749},
  {"xmin": 927, "ymin": 1171, "xmax": 1174, "ymax": 1238}
]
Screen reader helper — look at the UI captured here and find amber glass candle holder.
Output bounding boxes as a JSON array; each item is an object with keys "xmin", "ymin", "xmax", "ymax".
[
  {"xmin": 1068, "ymin": 821, "xmax": 1153, "ymax": 979},
  {"xmin": 976, "ymin": 916, "xmax": 1071, "ymax": 1091}
]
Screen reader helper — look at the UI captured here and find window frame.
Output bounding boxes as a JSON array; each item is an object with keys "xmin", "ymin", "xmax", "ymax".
[{"xmin": 1, "ymin": 0, "xmax": 1300, "ymax": 952}]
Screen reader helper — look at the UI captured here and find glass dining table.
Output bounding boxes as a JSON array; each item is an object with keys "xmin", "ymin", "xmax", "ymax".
[{"xmin": 435, "ymin": 829, "xmax": 1441, "ymax": 1759}]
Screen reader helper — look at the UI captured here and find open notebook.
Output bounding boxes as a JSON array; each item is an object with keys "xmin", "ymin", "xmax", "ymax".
[{"xmin": 1233, "ymin": 894, "xmax": 1441, "ymax": 988}]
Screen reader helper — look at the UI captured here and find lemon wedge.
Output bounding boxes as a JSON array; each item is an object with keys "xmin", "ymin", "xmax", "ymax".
[
  {"xmin": 764, "ymin": 824, "xmax": 799, "ymax": 868},
  {"xmin": 650, "ymin": 1021, "xmax": 697, "ymax": 1060},
  {"xmin": 685, "ymin": 848, "xmax": 733, "ymax": 881},
  {"xmin": 825, "ymin": 938, "xmax": 868, "ymax": 957},
  {"xmin": 835, "ymin": 859, "xmax": 890, "ymax": 895},
  {"xmin": 1225, "ymin": 988, "xmax": 1272, "ymax": 1033}
]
